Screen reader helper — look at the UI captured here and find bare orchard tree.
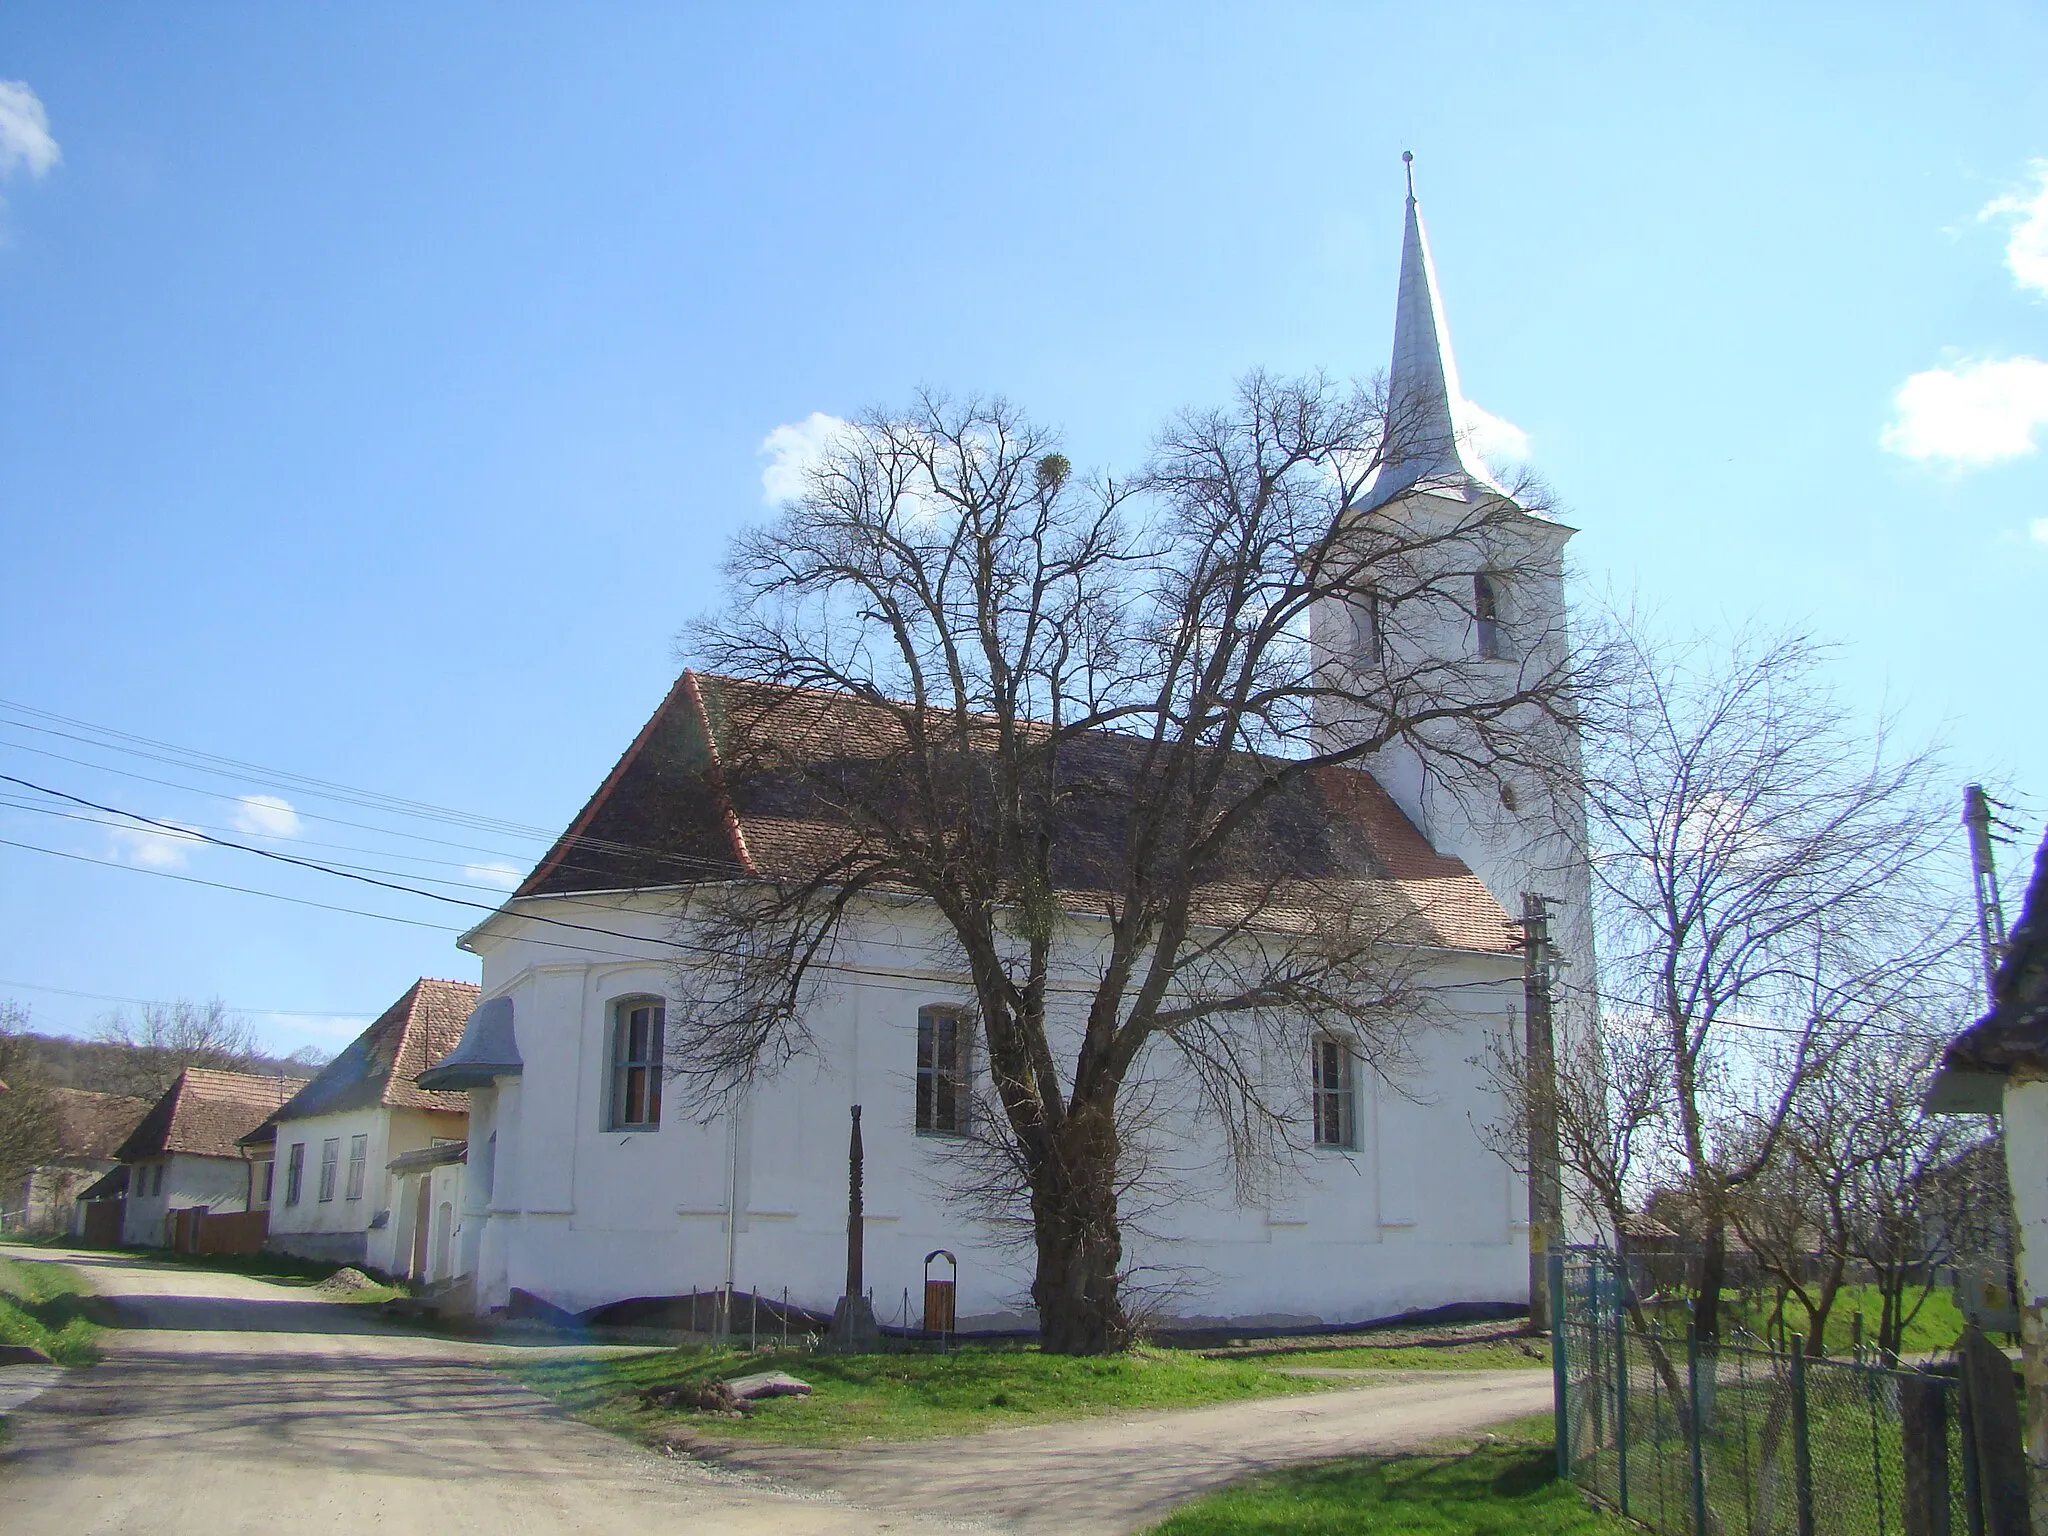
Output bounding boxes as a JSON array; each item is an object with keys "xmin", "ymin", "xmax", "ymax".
[
  {"xmin": 1840, "ymin": 1043, "xmax": 1995, "ymax": 1360},
  {"xmin": 94, "ymin": 998, "xmax": 260, "ymax": 1102},
  {"xmin": 0, "ymin": 1001, "xmax": 61, "ymax": 1202},
  {"xmin": 668, "ymin": 378, "xmax": 1587, "ymax": 1352},
  {"xmin": 1581, "ymin": 615, "xmax": 1967, "ymax": 1348}
]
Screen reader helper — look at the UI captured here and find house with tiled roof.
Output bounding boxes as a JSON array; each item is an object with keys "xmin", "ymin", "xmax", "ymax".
[
  {"xmin": 1929, "ymin": 830, "xmax": 2048, "ymax": 1476},
  {"xmin": 11, "ymin": 1086, "xmax": 151, "ymax": 1234},
  {"xmin": 428, "ymin": 173, "xmax": 1592, "ymax": 1331},
  {"xmin": 114, "ymin": 1067, "xmax": 308, "ymax": 1248},
  {"xmin": 244, "ymin": 977, "xmax": 476, "ymax": 1272}
]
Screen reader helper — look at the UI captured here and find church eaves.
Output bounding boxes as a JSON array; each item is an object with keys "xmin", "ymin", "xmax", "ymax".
[{"xmin": 1361, "ymin": 154, "xmax": 1510, "ymax": 513}]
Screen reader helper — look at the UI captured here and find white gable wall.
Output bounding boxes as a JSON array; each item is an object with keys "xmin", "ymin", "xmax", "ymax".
[{"xmin": 458, "ymin": 891, "xmax": 1528, "ymax": 1328}]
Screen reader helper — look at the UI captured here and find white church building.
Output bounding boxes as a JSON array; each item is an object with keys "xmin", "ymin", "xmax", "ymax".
[{"xmin": 421, "ymin": 171, "xmax": 1593, "ymax": 1331}]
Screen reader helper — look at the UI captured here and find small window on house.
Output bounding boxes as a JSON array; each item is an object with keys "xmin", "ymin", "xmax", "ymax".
[
  {"xmin": 1474, "ymin": 574, "xmax": 1504, "ymax": 660},
  {"xmin": 153, "ymin": 1163, "xmax": 165, "ymax": 1197},
  {"xmin": 916, "ymin": 1006, "xmax": 969, "ymax": 1135},
  {"xmin": 318, "ymin": 1138, "xmax": 340, "ymax": 1202},
  {"xmin": 1349, "ymin": 591, "xmax": 1386, "ymax": 669},
  {"xmin": 286, "ymin": 1143, "xmax": 305, "ymax": 1206},
  {"xmin": 608, "ymin": 998, "xmax": 665, "ymax": 1130},
  {"xmin": 345, "ymin": 1134, "xmax": 368, "ymax": 1201},
  {"xmin": 261, "ymin": 1160, "xmax": 275, "ymax": 1204},
  {"xmin": 1312, "ymin": 1037, "xmax": 1356, "ymax": 1149}
]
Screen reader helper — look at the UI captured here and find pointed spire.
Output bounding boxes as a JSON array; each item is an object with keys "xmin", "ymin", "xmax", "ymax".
[{"xmin": 1362, "ymin": 154, "xmax": 1505, "ymax": 511}]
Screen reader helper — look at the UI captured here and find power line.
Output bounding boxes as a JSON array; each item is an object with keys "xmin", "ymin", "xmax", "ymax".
[
  {"xmin": 0, "ymin": 700, "xmax": 555, "ymax": 839},
  {"xmin": 0, "ymin": 798, "xmax": 532, "ymax": 899},
  {"xmin": 0, "ymin": 976, "xmax": 381, "ymax": 1020},
  {"xmin": 0, "ymin": 723, "xmax": 749, "ymax": 885}
]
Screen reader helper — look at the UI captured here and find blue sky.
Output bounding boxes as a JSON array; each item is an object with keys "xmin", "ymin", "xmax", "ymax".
[{"xmin": 3, "ymin": 5, "xmax": 2045, "ymax": 1054}]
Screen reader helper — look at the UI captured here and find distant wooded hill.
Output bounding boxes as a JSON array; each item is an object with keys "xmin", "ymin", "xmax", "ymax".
[{"xmin": 11, "ymin": 1031, "xmax": 329, "ymax": 1102}]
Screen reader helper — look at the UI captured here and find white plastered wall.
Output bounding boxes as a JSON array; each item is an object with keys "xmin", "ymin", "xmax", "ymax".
[{"xmin": 458, "ymin": 891, "xmax": 1529, "ymax": 1327}]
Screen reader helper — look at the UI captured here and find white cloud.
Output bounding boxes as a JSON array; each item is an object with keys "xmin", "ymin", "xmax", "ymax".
[
  {"xmin": 759, "ymin": 412, "xmax": 850, "ymax": 504},
  {"xmin": 1983, "ymin": 161, "xmax": 2048, "ymax": 299},
  {"xmin": 464, "ymin": 860, "xmax": 524, "ymax": 890},
  {"xmin": 232, "ymin": 794, "xmax": 302, "ymax": 839},
  {"xmin": 1460, "ymin": 400, "xmax": 1531, "ymax": 465},
  {"xmin": 0, "ymin": 82, "xmax": 59, "ymax": 182},
  {"xmin": 109, "ymin": 821, "xmax": 202, "ymax": 869},
  {"xmin": 1880, "ymin": 357, "xmax": 2048, "ymax": 466},
  {"xmin": 2029, "ymin": 517, "xmax": 2048, "ymax": 546}
]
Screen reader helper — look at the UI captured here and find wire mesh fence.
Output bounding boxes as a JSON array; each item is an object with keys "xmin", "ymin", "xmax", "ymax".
[{"xmin": 1555, "ymin": 1252, "xmax": 1978, "ymax": 1536}]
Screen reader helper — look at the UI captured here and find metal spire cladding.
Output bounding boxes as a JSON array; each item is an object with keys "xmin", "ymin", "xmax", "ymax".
[{"xmin": 1361, "ymin": 153, "xmax": 1509, "ymax": 512}]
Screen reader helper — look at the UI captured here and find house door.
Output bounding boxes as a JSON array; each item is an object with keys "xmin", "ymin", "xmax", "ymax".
[
  {"xmin": 431, "ymin": 1201, "xmax": 453, "ymax": 1283},
  {"xmin": 409, "ymin": 1182, "xmax": 432, "ymax": 1281}
]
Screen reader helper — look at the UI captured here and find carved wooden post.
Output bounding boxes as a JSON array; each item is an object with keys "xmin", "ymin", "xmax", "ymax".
[{"xmin": 826, "ymin": 1104, "xmax": 880, "ymax": 1353}]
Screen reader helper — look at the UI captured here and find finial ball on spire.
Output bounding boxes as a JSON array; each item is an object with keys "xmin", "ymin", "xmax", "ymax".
[{"xmin": 1401, "ymin": 150, "xmax": 1415, "ymax": 198}]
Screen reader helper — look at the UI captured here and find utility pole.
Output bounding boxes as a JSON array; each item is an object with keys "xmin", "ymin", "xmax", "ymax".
[
  {"xmin": 1964, "ymin": 785, "xmax": 2011, "ymax": 998},
  {"xmin": 1523, "ymin": 893, "xmax": 1564, "ymax": 1330}
]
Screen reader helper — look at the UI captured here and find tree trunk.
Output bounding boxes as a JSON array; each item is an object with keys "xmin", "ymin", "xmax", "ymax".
[
  {"xmin": 1027, "ymin": 1106, "xmax": 1129, "ymax": 1355},
  {"xmin": 1696, "ymin": 1216, "xmax": 1729, "ymax": 1346}
]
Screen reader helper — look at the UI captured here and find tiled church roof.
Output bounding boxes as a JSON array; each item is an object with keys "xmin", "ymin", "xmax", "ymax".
[{"xmin": 512, "ymin": 672, "xmax": 1519, "ymax": 956}]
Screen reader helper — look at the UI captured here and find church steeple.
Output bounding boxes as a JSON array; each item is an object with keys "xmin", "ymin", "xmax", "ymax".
[{"xmin": 1362, "ymin": 153, "xmax": 1507, "ymax": 512}]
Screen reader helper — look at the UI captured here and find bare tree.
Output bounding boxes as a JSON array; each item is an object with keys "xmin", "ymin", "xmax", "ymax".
[
  {"xmin": 0, "ymin": 1001, "xmax": 60, "ymax": 1203},
  {"xmin": 668, "ymin": 378, "xmax": 1587, "ymax": 1352},
  {"xmin": 94, "ymin": 999, "xmax": 260, "ymax": 1102},
  {"xmin": 1576, "ymin": 616, "xmax": 1967, "ymax": 1347}
]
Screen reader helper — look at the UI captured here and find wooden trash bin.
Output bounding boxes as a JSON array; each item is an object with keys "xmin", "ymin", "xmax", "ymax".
[{"xmin": 923, "ymin": 1249, "xmax": 958, "ymax": 1335}]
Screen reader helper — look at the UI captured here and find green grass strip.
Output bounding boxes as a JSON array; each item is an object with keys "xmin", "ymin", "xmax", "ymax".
[
  {"xmin": 1149, "ymin": 1420, "xmax": 1634, "ymax": 1535},
  {"xmin": 0, "ymin": 1254, "xmax": 104, "ymax": 1367},
  {"xmin": 512, "ymin": 1341, "xmax": 1339, "ymax": 1445}
]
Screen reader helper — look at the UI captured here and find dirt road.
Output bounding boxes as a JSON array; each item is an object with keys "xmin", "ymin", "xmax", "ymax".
[{"xmin": 0, "ymin": 1245, "xmax": 1550, "ymax": 1535}]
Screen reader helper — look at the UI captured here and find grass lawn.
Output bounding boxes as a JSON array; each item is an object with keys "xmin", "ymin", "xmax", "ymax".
[
  {"xmin": 512, "ymin": 1341, "xmax": 1340, "ymax": 1446},
  {"xmin": 0, "ymin": 1253, "xmax": 104, "ymax": 1366},
  {"xmin": 1731, "ymin": 1283, "xmax": 1967, "ymax": 1357},
  {"xmin": 1149, "ymin": 1414, "xmax": 1632, "ymax": 1535}
]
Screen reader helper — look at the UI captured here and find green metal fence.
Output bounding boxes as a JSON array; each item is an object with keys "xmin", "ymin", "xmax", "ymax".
[{"xmin": 1553, "ymin": 1253, "xmax": 1978, "ymax": 1536}]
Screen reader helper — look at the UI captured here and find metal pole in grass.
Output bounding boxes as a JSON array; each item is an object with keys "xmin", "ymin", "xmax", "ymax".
[
  {"xmin": 1551, "ymin": 1251, "xmax": 1569, "ymax": 1481},
  {"xmin": 1688, "ymin": 1320, "xmax": 1708, "ymax": 1536},
  {"xmin": 1615, "ymin": 1288, "xmax": 1631, "ymax": 1518},
  {"xmin": 1792, "ymin": 1337, "xmax": 1816, "ymax": 1536}
]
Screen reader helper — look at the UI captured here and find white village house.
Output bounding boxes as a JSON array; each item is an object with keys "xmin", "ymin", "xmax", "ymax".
[
  {"xmin": 419, "ymin": 176, "xmax": 1595, "ymax": 1329},
  {"xmin": 111, "ymin": 1067, "xmax": 306, "ymax": 1249},
  {"xmin": 247, "ymin": 977, "xmax": 476, "ymax": 1273}
]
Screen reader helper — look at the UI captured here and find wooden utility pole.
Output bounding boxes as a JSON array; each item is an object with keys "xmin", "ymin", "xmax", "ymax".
[
  {"xmin": 1964, "ymin": 785, "xmax": 2010, "ymax": 999},
  {"xmin": 1524, "ymin": 893, "xmax": 1564, "ymax": 1328}
]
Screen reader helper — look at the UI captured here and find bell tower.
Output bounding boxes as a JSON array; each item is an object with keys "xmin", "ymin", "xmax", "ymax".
[{"xmin": 1314, "ymin": 156, "xmax": 1595, "ymax": 1026}]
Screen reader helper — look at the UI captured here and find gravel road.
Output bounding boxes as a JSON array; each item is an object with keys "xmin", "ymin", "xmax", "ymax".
[{"xmin": 0, "ymin": 1244, "xmax": 1550, "ymax": 1535}]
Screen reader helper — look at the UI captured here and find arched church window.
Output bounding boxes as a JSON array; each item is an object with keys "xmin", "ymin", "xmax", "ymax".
[
  {"xmin": 1350, "ymin": 590, "xmax": 1386, "ymax": 669},
  {"xmin": 1311, "ymin": 1036, "xmax": 1355, "ymax": 1149},
  {"xmin": 916, "ymin": 1005, "xmax": 969, "ymax": 1135},
  {"xmin": 1474, "ymin": 574, "xmax": 1504, "ymax": 660},
  {"xmin": 607, "ymin": 996, "xmax": 665, "ymax": 1130}
]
